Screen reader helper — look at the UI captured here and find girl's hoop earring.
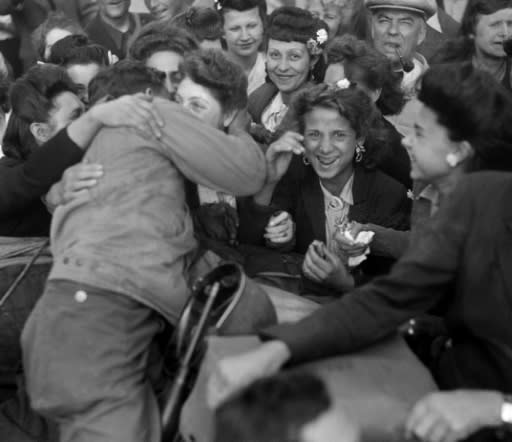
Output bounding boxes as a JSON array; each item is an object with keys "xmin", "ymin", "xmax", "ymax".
[{"xmin": 355, "ymin": 143, "xmax": 365, "ymax": 163}]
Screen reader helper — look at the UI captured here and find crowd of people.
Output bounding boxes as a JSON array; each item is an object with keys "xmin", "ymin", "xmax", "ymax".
[{"xmin": 0, "ymin": 0, "xmax": 511, "ymax": 441}]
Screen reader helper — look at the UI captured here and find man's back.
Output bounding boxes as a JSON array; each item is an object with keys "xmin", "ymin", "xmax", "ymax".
[{"xmin": 49, "ymin": 98, "xmax": 266, "ymax": 323}]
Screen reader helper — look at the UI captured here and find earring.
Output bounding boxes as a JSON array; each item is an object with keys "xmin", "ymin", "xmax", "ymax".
[
  {"xmin": 355, "ymin": 143, "xmax": 365, "ymax": 163},
  {"xmin": 446, "ymin": 153, "xmax": 459, "ymax": 168},
  {"xmin": 302, "ymin": 155, "xmax": 310, "ymax": 166}
]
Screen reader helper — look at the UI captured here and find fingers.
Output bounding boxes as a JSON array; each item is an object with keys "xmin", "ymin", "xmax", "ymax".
[
  {"xmin": 265, "ymin": 212, "xmax": 293, "ymax": 244},
  {"xmin": 303, "ymin": 242, "xmax": 331, "ymax": 282},
  {"xmin": 268, "ymin": 132, "xmax": 305, "ymax": 157}
]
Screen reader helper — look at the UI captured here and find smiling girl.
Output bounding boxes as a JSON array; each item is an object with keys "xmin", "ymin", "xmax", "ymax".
[{"xmin": 239, "ymin": 83, "xmax": 410, "ymax": 293}]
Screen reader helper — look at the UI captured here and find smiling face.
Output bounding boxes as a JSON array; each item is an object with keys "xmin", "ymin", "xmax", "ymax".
[
  {"xmin": 370, "ymin": 9, "xmax": 426, "ymax": 62},
  {"xmin": 145, "ymin": 50, "xmax": 184, "ymax": 97},
  {"xmin": 144, "ymin": 0, "xmax": 172, "ymax": 20},
  {"xmin": 303, "ymin": 106, "xmax": 358, "ymax": 184},
  {"xmin": 473, "ymin": 8, "xmax": 512, "ymax": 59},
  {"xmin": 98, "ymin": 0, "xmax": 131, "ymax": 20},
  {"xmin": 402, "ymin": 102, "xmax": 467, "ymax": 183},
  {"xmin": 176, "ymin": 76, "xmax": 225, "ymax": 129},
  {"xmin": 266, "ymin": 39, "xmax": 312, "ymax": 94},
  {"xmin": 223, "ymin": 7, "xmax": 264, "ymax": 59}
]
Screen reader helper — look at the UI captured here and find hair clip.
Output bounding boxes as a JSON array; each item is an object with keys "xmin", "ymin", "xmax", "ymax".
[{"xmin": 306, "ymin": 28, "xmax": 328, "ymax": 56}]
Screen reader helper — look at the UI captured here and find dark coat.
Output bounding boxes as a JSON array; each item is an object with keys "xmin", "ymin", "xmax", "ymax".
[
  {"xmin": 0, "ymin": 129, "xmax": 83, "ymax": 237},
  {"xmin": 238, "ymin": 160, "xmax": 410, "ymax": 281},
  {"xmin": 263, "ymin": 172, "xmax": 512, "ymax": 397}
]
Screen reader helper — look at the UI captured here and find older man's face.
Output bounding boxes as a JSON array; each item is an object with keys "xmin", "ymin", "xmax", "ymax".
[{"xmin": 370, "ymin": 8, "xmax": 426, "ymax": 63}]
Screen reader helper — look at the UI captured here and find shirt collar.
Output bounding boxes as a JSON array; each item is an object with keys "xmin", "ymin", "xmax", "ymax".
[{"xmin": 319, "ymin": 173, "xmax": 354, "ymax": 207}]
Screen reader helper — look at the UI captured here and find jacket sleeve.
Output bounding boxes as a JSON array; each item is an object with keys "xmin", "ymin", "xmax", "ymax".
[
  {"xmin": 0, "ymin": 129, "xmax": 83, "ymax": 216},
  {"xmin": 155, "ymin": 100, "xmax": 266, "ymax": 197},
  {"xmin": 260, "ymin": 180, "xmax": 473, "ymax": 364}
]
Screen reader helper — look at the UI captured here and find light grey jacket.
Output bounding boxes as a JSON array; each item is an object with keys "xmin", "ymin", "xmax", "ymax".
[{"xmin": 49, "ymin": 98, "xmax": 266, "ymax": 323}]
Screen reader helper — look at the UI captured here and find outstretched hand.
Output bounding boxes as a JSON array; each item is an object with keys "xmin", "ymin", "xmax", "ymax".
[
  {"xmin": 404, "ymin": 390, "xmax": 503, "ymax": 442},
  {"xmin": 207, "ymin": 341, "xmax": 291, "ymax": 409}
]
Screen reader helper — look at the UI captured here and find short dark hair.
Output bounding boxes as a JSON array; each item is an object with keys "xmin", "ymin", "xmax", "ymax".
[
  {"xmin": 182, "ymin": 49, "xmax": 248, "ymax": 113},
  {"xmin": 130, "ymin": 28, "xmax": 199, "ymax": 62},
  {"xmin": 87, "ymin": 60, "xmax": 166, "ymax": 105},
  {"xmin": 172, "ymin": 7, "xmax": 223, "ymax": 42},
  {"xmin": 266, "ymin": 6, "xmax": 326, "ymax": 47},
  {"xmin": 216, "ymin": 0, "xmax": 267, "ymax": 26},
  {"xmin": 326, "ymin": 34, "xmax": 405, "ymax": 116},
  {"xmin": 214, "ymin": 371, "xmax": 331, "ymax": 442},
  {"xmin": 31, "ymin": 11, "xmax": 83, "ymax": 61},
  {"xmin": 48, "ymin": 34, "xmax": 109, "ymax": 67},
  {"xmin": 3, "ymin": 64, "xmax": 78, "ymax": 160},
  {"xmin": 419, "ymin": 62, "xmax": 512, "ymax": 172}
]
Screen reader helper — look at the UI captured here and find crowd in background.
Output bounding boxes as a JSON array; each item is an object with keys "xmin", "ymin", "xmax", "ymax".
[{"xmin": 0, "ymin": 0, "xmax": 511, "ymax": 441}]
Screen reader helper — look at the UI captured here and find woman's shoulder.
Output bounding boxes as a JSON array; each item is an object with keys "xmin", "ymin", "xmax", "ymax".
[
  {"xmin": 355, "ymin": 166, "xmax": 408, "ymax": 198},
  {"xmin": 248, "ymin": 82, "xmax": 279, "ymax": 123}
]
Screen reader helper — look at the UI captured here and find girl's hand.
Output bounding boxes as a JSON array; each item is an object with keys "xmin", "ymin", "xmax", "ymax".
[
  {"xmin": 302, "ymin": 241, "xmax": 354, "ymax": 290},
  {"xmin": 264, "ymin": 211, "xmax": 294, "ymax": 246},
  {"xmin": 265, "ymin": 131, "xmax": 304, "ymax": 185}
]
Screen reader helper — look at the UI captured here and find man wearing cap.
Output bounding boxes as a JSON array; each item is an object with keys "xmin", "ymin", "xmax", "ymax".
[{"xmin": 364, "ymin": 0, "xmax": 436, "ymax": 137}]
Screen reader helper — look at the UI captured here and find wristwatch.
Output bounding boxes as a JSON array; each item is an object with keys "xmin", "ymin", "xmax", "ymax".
[{"xmin": 501, "ymin": 394, "xmax": 512, "ymax": 425}]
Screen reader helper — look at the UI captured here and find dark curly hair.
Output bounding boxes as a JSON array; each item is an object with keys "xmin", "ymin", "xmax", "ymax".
[
  {"xmin": 266, "ymin": 6, "xmax": 326, "ymax": 47},
  {"xmin": 3, "ymin": 64, "xmax": 78, "ymax": 160},
  {"xmin": 215, "ymin": 371, "xmax": 331, "ymax": 442},
  {"xmin": 433, "ymin": 0, "xmax": 512, "ymax": 63},
  {"xmin": 418, "ymin": 62, "xmax": 512, "ymax": 172},
  {"xmin": 31, "ymin": 12, "xmax": 83, "ymax": 61},
  {"xmin": 171, "ymin": 7, "xmax": 223, "ymax": 42},
  {"xmin": 326, "ymin": 34, "xmax": 406, "ymax": 116},
  {"xmin": 181, "ymin": 49, "xmax": 248, "ymax": 113},
  {"xmin": 129, "ymin": 27, "xmax": 199, "ymax": 62},
  {"xmin": 286, "ymin": 83, "xmax": 386, "ymax": 169},
  {"xmin": 88, "ymin": 60, "xmax": 166, "ymax": 105},
  {"xmin": 48, "ymin": 34, "xmax": 109, "ymax": 67}
]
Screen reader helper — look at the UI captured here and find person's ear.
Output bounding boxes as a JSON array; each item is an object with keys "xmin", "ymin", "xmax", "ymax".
[
  {"xmin": 369, "ymin": 88, "xmax": 382, "ymax": 103},
  {"xmin": 223, "ymin": 109, "xmax": 238, "ymax": 128},
  {"xmin": 29, "ymin": 122, "xmax": 52, "ymax": 144},
  {"xmin": 417, "ymin": 20, "xmax": 427, "ymax": 46},
  {"xmin": 144, "ymin": 87, "xmax": 154, "ymax": 98},
  {"xmin": 446, "ymin": 141, "xmax": 474, "ymax": 167},
  {"xmin": 309, "ymin": 54, "xmax": 320, "ymax": 70},
  {"xmin": 456, "ymin": 140, "xmax": 474, "ymax": 163}
]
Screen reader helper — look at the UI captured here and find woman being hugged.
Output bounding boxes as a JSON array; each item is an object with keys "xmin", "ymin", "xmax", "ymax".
[
  {"xmin": 239, "ymin": 83, "xmax": 410, "ymax": 294},
  {"xmin": 249, "ymin": 6, "xmax": 328, "ymax": 134}
]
